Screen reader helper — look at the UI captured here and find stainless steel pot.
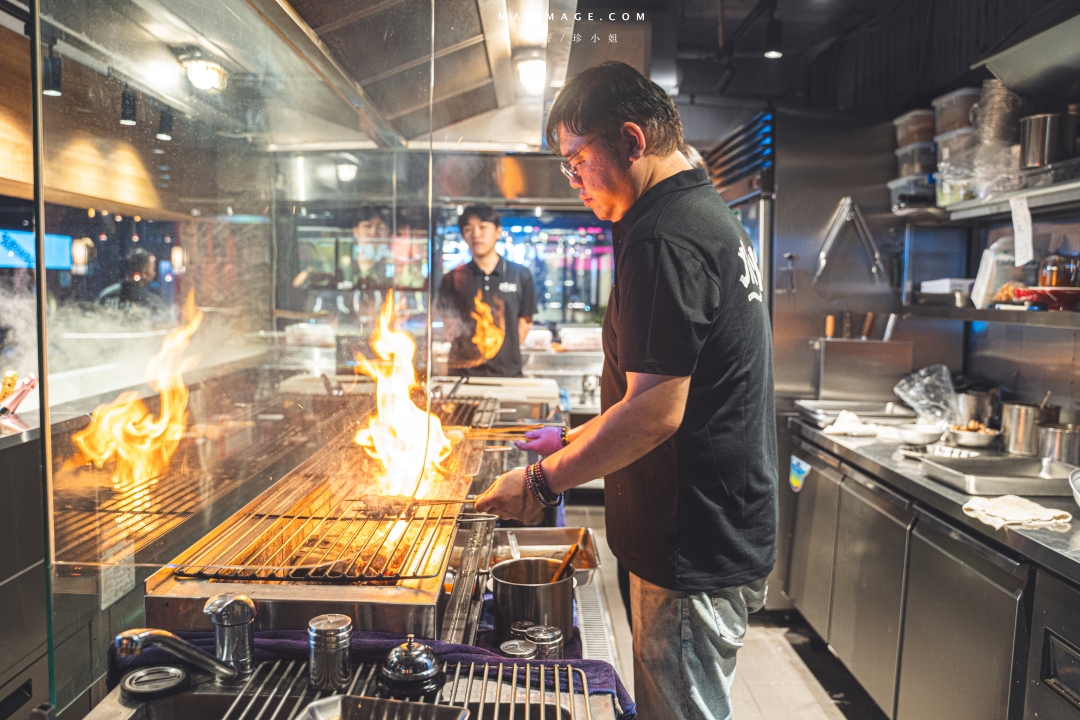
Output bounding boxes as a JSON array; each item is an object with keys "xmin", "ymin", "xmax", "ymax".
[
  {"xmin": 1020, "ymin": 114, "xmax": 1079, "ymax": 168},
  {"xmin": 1039, "ymin": 424, "xmax": 1080, "ymax": 465},
  {"xmin": 1002, "ymin": 403, "xmax": 1041, "ymax": 456},
  {"xmin": 957, "ymin": 392, "xmax": 992, "ymax": 426},
  {"xmin": 491, "ymin": 558, "xmax": 575, "ymax": 644}
]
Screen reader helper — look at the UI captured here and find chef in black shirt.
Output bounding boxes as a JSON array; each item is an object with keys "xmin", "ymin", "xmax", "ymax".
[
  {"xmin": 437, "ymin": 205, "xmax": 537, "ymax": 377},
  {"xmin": 476, "ymin": 63, "xmax": 777, "ymax": 720}
]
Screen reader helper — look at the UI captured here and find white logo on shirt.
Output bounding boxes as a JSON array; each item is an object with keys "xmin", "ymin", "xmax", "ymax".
[
  {"xmin": 738, "ymin": 240, "xmax": 764, "ymax": 303},
  {"xmin": 498, "ymin": 282, "xmax": 518, "ymax": 293}
]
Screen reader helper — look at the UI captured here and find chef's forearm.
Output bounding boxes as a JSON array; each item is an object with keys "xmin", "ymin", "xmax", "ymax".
[
  {"xmin": 566, "ymin": 415, "xmax": 598, "ymax": 443},
  {"xmin": 542, "ymin": 374, "xmax": 688, "ymax": 493}
]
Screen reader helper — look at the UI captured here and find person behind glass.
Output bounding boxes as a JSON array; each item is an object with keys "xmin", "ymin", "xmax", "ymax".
[
  {"xmin": 98, "ymin": 248, "xmax": 164, "ymax": 311},
  {"xmin": 475, "ymin": 62, "xmax": 777, "ymax": 720},
  {"xmin": 437, "ymin": 205, "xmax": 536, "ymax": 377}
]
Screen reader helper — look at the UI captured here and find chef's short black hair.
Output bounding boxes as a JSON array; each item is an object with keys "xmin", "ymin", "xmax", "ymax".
[
  {"xmin": 545, "ymin": 61, "xmax": 683, "ymax": 157},
  {"xmin": 458, "ymin": 204, "xmax": 501, "ymax": 230},
  {"xmin": 125, "ymin": 248, "xmax": 154, "ymax": 277}
]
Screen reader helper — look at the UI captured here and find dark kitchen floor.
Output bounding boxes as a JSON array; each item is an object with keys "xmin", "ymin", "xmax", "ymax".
[{"xmin": 565, "ymin": 501, "xmax": 888, "ymax": 720}]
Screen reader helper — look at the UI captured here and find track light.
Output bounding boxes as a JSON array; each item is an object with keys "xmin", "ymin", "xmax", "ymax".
[
  {"xmin": 120, "ymin": 85, "xmax": 137, "ymax": 125},
  {"xmin": 764, "ymin": 17, "xmax": 783, "ymax": 59},
  {"xmin": 42, "ymin": 46, "xmax": 62, "ymax": 96},
  {"xmin": 156, "ymin": 109, "xmax": 173, "ymax": 141}
]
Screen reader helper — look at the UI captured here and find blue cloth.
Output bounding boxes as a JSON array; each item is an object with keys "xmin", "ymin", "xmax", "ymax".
[{"xmin": 107, "ymin": 629, "xmax": 634, "ymax": 719}]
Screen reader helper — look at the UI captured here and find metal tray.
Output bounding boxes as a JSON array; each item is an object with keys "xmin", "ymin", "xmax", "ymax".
[
  {"xmin": 795, "ymin": 400, "xmax": 916, "ymax": 428},
  {"xmin": 491, "ymin": 527, "xmax": 600, "ymax": 583},
  {"xmin": 297, "ymin": 695, "xmax": 468, "ymax": 720},
  {"xmin": 921, "ymin": 456, "xmax": 1079, "ymax": 496}
]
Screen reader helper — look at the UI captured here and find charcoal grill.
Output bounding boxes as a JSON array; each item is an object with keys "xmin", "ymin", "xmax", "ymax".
[{"xmin": 145, "ymin": 417, "xmax": 498, "ymax": 641}]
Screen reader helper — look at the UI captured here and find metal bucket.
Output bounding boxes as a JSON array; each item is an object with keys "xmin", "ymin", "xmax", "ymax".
[
  {"xmin": 1039, "ymin": 424, "xmax": 1080, "ymax": 465},
  {"xmin": 1020, "ymin": 114, "xmax": 1079, "ymax": 168},
  {"xmin": 957, "ymin": 392, "xmax": 991, "ymax": 426},
  {"xmin": 1002, "ymin": 403, "xmax": 1041, "ymax": 456},
  {"xmin": 491, "ymin": 558, "xmax": 575, "ymax": 644}
]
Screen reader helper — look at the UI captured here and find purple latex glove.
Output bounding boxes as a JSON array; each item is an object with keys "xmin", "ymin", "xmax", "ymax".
[{"xmin": 514, "ymin": 426, "xmax": 565, "ymax": 456}]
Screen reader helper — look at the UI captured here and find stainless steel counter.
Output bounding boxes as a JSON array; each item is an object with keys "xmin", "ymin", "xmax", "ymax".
[{"xmin": 791, "ymin": 420, "xmax": 1080, "ymax": 586}]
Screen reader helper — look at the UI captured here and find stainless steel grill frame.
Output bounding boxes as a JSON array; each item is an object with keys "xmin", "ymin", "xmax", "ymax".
[{"xmin": 221, "ymin": 659, "xmax": 602, "ymax": 720}]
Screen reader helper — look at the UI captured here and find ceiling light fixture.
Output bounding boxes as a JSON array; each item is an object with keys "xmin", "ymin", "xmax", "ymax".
[
  {"xmin": 156, "ymin": 109, "xmax": 173, "ymax": 141},
  {"xmin": 178, "ymin": 47, "xmax": 227, "ymax": 93},
  {"xmin": 120, "ymin": 85, "xmax": 137, "ymax": 125},
  {"xmin": 43, "ymin": 45, "xmax": 62, "ymax": 97},
  {"xmin": 764, "ymin": 16, "xmax": 783, "ymax": 59},
  {"xmin": 513, "ymin": 48, "xmax": 546, "ymax": 96},
  {"xmin": 336, "ymin": 163, "xmax": 358, "ymax": 183}
]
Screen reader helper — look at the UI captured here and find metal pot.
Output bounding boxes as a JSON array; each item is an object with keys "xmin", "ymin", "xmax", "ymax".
[
  {"xmin": 1020, "ymin": 114, "xmax": 1079, "ymax": 168},
  {"xmin": 1039, "ymin": 424, "xmax": 1080, "ymax": 465},
  {"xmin": 491, "ymin": 558, "xmax": 575, "ymax": 644},
  {"xmin": 957, "ymin": 391, "xmax": 992, "ymax": 426},
  {"xmin": 1002, "ymin": 403, "xmax": 1041, "ymax": 456}
]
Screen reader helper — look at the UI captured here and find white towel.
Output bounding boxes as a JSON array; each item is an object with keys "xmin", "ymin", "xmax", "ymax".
[
  {"xmin": 962, "ymin": 495, "xmax": 1072, "ymax": 530},
  {"xmin": 823, "ymin": 410, "xmax": 879, "ymax": 436}
]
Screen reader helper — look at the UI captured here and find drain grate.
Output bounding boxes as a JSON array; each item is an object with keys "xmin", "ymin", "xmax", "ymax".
[{"xmin": 575, "ymin": 580, "xmax": 619, "ymax": 668}]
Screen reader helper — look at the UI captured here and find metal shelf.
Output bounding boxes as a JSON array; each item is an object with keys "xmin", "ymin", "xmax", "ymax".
[
  {"xmin": 947, "ymin": 178, "xmax": 1080, "ymax": 222},
  {"xmin": 906, "ymin": 304, "xmax": 1080, "ymax": 328}
]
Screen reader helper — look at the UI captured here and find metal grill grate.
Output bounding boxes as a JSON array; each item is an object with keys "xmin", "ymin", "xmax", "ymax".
[
  {"xmin": 433, "ymin": 397, "xmax": 499, "ymax": 429},
  {"xmin": 172, "ymin": 430, "xmax": 479, "ymax": 583},
  {"xmin": 222, "ymin": 660, "xmax": 594, "ymax": 720}
]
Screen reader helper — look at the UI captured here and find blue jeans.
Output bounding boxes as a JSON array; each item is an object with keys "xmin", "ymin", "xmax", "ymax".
[{"xmin": 631, "ymin": 573, "xmax": 767, "ymax": 720}]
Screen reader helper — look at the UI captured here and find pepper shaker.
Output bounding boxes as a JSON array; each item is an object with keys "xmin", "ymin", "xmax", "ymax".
[
  {"xmin": 308, "ymin": 614, "xmax": 353, "ymax": 690},
  {"xmin": 525, "ymin": 625, "xmax": 564, "ymax": 660}
]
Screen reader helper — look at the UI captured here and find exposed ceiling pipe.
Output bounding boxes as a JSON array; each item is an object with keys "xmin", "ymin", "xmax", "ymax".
[{"xmin": 714, "ymin": 0, "xmax": 775, "ymax": 93}]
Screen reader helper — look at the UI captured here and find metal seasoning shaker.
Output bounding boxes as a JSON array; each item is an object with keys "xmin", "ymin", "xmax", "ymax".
[
  {"xmin": 525, "ymin": 625, "xmax": 564, "ymax": 660},
  {"xmin": 500, "ymin": 639, "xmax": 538, "ymax": 660},
  {"xmin": 510, "ymin": 620, "xmax": 536, "ymax": 640},
  {"xmin": 308, "ymin": 614, "xmax": 353, "ymax": 690}
]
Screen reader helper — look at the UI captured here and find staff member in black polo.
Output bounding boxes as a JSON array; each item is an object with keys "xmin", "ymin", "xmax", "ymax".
[
  {"xmin": 476, "ymin": 62, "xmax": 777, "ymax": 720},
  {"xmin": 437, "ymin": 205, "xmax": 537, "ymax": 377}
]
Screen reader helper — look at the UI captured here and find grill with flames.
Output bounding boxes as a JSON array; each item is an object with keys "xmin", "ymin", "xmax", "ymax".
[{"xmin": 58, "ymin": 290, "xmax": 500, "ymax": 641}]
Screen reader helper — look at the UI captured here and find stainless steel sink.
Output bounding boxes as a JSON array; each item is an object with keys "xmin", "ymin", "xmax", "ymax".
[{"xmin": 921, "ymin": 456, "xmax": 1078, "ymax": 496}]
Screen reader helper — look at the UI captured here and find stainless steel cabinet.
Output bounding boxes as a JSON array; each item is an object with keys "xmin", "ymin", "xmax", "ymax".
[
  {"xmin": 1024, "ymin": 569, "xmax": 1080, "ymax": 719},
  {"xmin": 896, "ymin": 510, "xmax": 1030, "ymax": 720},
  {"xmin": 829, "ymin": 468, "xmax": 914, "ymax": 717},
  {"xmin": 787, "ymin": 439, "xmax": 843, "ymax": 640}
]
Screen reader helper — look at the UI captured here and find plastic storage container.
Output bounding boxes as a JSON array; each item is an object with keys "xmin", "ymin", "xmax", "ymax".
[
  {"xmin": 895, "ymin": 142, "xmax": 937, "ymax": 176},
  {"xmin": 931, "ymin": 87, "xmax": 981, "ymax": 134},
  {"xmin": 934, "ymin": 172, "xmax": 976, "ymax": 207},
  {"xmin": 888, "ymin": 174, "xmax": 935, "ymax": 210},
  {"xmin": 935, "ymin": 127, "xmax": 976, "ymax": 168},
  {"xmin": 893, "ymin": 109, "xmax": 935, "ymax": 147}
]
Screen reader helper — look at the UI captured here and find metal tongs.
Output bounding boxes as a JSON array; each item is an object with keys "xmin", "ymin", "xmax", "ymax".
[{"xmin": 814, "ymin": 196, "xmax": 888, "ymax": 284}]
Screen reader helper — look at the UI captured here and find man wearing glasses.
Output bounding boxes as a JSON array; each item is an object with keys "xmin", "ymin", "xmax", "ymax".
[{"xmin": 476, "ymin": 62, "xmax": 777, "ymax": 720}]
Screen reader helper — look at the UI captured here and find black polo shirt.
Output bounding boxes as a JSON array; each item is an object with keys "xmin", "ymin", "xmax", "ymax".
[
  {"xmin": 437, "ymin": 257, "xmax": 537, "ymax": 377},
  {"xmin": 601, "ymin": 167, "xmax": 778, "ymax": 592}
]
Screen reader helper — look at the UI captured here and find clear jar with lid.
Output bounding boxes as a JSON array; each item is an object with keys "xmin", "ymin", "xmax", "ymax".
[{"xmin": 1038, "ymin": 255, "xmax": 1080, "ymax": 287}]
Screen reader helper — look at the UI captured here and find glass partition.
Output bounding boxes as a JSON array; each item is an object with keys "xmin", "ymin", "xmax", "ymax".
[{"xmin": 34, "ymin": 0, "xmax": 439, "ymax": 711}]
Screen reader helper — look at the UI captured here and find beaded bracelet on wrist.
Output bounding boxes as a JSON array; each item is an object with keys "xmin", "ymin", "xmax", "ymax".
[
  {"xmin": 526, "ymin": 459, "xmax": 563, "ymax": 508},
  {"xmin": 560, "ymin": 426, "xmax": 569, "ymax": 447}
]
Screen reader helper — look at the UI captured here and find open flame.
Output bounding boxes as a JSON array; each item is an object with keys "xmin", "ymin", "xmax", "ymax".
[
  {"xmin": 73, "ymin": 291, "xmax": 203, "ymax": 490},
  {"xmin": 354, "ymin": 290, "xmax": 452, "ymax": 499},
  {"xmin": 470, "ymin": 290, "xmax": 504, "ymax": 361}
]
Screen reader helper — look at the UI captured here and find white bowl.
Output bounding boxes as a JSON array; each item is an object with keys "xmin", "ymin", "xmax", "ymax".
[
  {"xmin": 896, "ymin": 424, "xmax": 945, "ymax": 445},
  {"xmin": 947, "ymin": 428, "xmax": 1000, "ymax": 448},
  {"xmin": 1070, "ymin": 468, "xmax": 1080, "ymax": 510}
]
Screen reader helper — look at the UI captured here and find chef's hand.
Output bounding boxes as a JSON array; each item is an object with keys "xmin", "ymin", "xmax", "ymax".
[
  {"xmin": 514, "ymin": 426, "xmax": 564, "ymax": 457},
  {"xmin": 474, "ymin": 467, "xmax": 544, "ymax": 523}
]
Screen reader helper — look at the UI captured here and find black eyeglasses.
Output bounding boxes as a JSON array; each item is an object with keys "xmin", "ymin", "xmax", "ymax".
[{"xmin": 559, "ymin": 136, "xmax": 599, "ymax": 180}]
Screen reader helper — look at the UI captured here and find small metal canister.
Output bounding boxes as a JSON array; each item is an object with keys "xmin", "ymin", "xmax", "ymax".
[
  {"xmin": 510, "ymin": 620, "xmax": 536, "ymax": 641},
  {"xmin": 308, "ymin": 614, "xmax": 353, "ymax": 690},
  {"xmin": 525, "ymin": 625, "xmax": 564, "ymax": 660},
  {"xmin": 500, "ymin": 639, "xmax": 538, "ymax": 660}
]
